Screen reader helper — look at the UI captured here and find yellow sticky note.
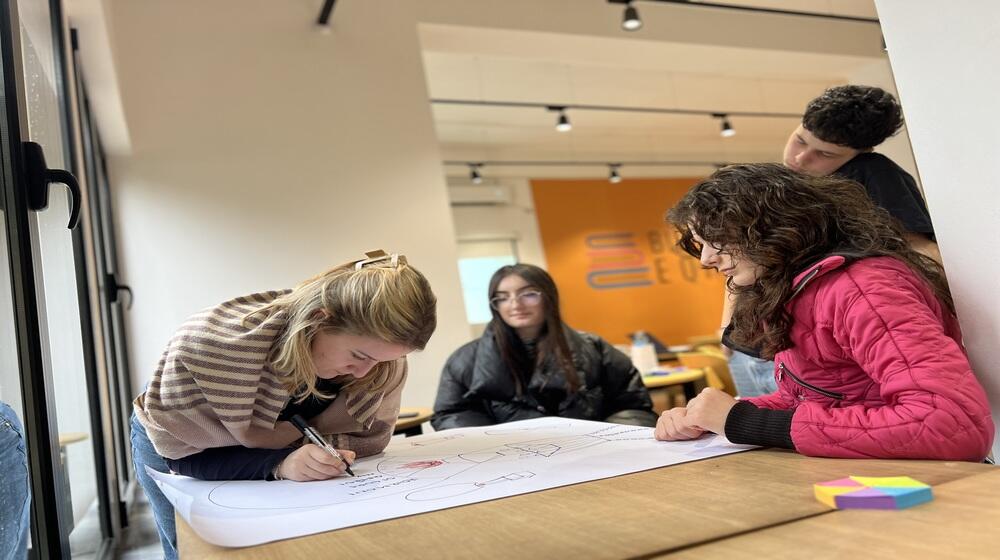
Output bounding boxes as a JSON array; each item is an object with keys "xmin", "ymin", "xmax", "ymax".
[{"xmin": 849, "ymin": 476, "xmax": 928, "ymax": 488}]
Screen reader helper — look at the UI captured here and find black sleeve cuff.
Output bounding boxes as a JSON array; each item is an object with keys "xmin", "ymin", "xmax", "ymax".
[
  {"xmin": 166, "ymin": 446, "xmax": 296, "ymax": 481},
  {"xmin": 724, "ymin": 400, "xmax": 795, "ymax": 449}
]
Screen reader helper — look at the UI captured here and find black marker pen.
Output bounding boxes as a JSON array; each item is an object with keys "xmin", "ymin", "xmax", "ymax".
[{"xmin": 290, "ymin": 414, "xmax": 356, "ymax": 477}]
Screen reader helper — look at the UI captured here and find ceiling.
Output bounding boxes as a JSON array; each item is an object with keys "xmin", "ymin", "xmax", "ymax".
[{"xmin": 417, "ymin": 0, "xmax": 886, "ymax": 180}]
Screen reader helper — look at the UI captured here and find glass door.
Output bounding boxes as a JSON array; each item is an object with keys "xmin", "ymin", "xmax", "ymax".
[
  {"xmin": 1, "ymin": 1, "xmax": 62, "ymax": 555},
  {"xmin": 1, "ymin": 0, "xmax": 113, "ymax": 556}
]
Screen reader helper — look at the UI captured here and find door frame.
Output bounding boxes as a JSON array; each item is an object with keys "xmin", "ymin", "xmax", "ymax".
[
  {"xmin": 1, "ymin": 0, "xmax": 120, "ymax": 556},
  {"xmin": 0, "ymin": 0, "xmax": 71, "ymax": 556},
  {"xmin": 69, "ymin": 23, "xmax": 132, "ymax": 536},
  {"xmin": 55, "ymin": 3, "xmax": 119, "ymax": 551}
]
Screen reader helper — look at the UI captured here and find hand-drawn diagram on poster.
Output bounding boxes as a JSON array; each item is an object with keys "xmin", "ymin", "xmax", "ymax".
[{"xmin": 150, "ymin": 417, "xmax": 754, "ymax": 547}]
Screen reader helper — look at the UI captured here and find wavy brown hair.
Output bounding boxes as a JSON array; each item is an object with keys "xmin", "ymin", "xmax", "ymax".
[
  {"xmin": 667, "ymin": 163, "xmax": 951, "ymax": 359},
  {"xmin": 487, "ymin": 264, "xmax": 578, "ymax": 395}
]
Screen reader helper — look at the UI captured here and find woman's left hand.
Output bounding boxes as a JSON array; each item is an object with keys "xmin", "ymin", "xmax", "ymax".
[{"xmin": 682, "ymin": 388, "xmax": 738, "ymax": 435}]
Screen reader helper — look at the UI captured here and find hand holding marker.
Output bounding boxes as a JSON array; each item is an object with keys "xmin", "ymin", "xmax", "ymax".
[{"xmin": 290, "ymin": 414, "xmax": 356, "ymax": 477}]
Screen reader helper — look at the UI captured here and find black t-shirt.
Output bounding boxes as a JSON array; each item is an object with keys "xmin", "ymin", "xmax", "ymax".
[{"xmin": 834, "ymin": 152, "xmax": 935, "ymax": 238}]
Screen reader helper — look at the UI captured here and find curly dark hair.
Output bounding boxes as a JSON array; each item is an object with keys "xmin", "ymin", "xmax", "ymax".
[
  {"xmin": 667, "ymin": 163, "xmax": 951, "ymax": 359},
  {"xmin": 487, "ymin": 264, "xmax": 578, "ymax": 395},
  {"xmin": 802, "ymin": 85, "xmax": 904, "ymax": 150}
]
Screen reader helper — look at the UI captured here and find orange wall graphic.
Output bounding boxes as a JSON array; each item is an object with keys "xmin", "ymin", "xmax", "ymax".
[{"xmin": 532, "ymin": 177, "xmax": 725, "ymax": 346}]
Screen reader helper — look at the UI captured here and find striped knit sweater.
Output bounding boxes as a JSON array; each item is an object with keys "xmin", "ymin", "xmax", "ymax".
[{"xmin": 133, "ymin": 290, "xmax": 406, "ymax": 460}]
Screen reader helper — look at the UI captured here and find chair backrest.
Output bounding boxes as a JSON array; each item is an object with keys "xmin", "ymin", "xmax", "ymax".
[
  {"xmin": 687, "ymin": 334, "xmax": 721, "ymax": 347},
  {"xmin": 692, "ymin": 343, "xmax": 725, "ymax": 358},
  {"xmin": 676, "ymin": 351, "xmax": 737, "ymax": 396}
]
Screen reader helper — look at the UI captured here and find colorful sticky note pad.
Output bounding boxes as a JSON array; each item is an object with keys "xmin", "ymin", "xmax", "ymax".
[{"xmin": 813, "ymin": 476, "xmax": 933, "ymax": 510}]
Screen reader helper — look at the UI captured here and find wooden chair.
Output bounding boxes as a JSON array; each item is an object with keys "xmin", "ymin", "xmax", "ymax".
[
  {"xmin": 692, "ymin": 343, "xmax": 726, "ymax": 358},
  {"xmin": 687, "ymin": 334, "xmax": 722, "ymax": 347},
  {"xmin": 676, "ymin": 351, "xmax": 737, "ymax": 397}
]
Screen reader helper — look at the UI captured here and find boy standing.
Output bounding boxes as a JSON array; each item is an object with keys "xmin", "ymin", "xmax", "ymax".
[
  {"xmin": 784, "ymin": 85, "xmax": 938, "ymax": 260},
  {"xmin": 726, "ymin": 85, "xmax": 939, "ymax": 397}
]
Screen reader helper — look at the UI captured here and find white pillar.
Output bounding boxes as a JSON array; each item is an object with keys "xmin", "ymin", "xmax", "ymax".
[{"xmin": 875, "ymin": 0, "xmax": 1000, "ymax": 457}]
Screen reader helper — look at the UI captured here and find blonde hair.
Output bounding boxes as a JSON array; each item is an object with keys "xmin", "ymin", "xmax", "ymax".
[{"xmin": 246, "ymin": 252, "xmax": 437, "ymax": 400}]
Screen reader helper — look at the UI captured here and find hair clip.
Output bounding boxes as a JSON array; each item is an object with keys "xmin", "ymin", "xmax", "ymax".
[{"xmin": 355, "ymin": 250, "xmax": 403, "ymax": 270}]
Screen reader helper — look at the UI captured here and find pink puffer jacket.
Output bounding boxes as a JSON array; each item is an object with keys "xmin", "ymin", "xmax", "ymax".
[{"xmin": 747, "ymin": 255, "xmax": 993, "ymax": 461}]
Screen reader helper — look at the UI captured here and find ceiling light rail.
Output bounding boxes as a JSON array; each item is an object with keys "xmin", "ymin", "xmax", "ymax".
[
  {"xmin": 316, "ymin": 0, "xmax": 336, "ymax": 31},
  {"xmin": 432, "ymin": 98, "xmax": 800, "ymax": 119},
  {"xmin": 446, "ymin": 160, "xmax": 728, "ymax": 184},
  {"xmin": 446, "ymin": 160, "xmax": 727, "ymax": 167},
  {"xmin": 608, "ymin": 0, "xmax": 879, "ymax": 27}
]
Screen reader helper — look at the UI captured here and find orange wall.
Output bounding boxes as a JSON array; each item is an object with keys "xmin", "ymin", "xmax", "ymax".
[{"xmin": 532, "ymin": 177, "xmax": 725, "ymax": 346}]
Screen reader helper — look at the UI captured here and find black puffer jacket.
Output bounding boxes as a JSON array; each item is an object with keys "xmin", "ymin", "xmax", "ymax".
[{"xmin": 432, "ymin": 326, "xmax": 657, "ymax": 430}]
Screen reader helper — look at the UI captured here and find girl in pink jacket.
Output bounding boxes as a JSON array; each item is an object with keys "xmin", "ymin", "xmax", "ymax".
[{"xmin": 656, "ymin": 163, "xmax": 993, "ymax": 461}]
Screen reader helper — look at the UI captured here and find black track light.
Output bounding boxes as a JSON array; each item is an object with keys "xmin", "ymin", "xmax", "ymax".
[
  {"xmin": 622, "ymin": 2, "xmax": 642, "ymax": 31},
  {"xmin": 555, "ymin": 110, "xmax": 572, "ymax": 132},
  {"xmin": 608, "ymin": 164, "xmax": 623, "ymax": 183},
  {"xmin": 714, "ymin": 114, "xmax": 735, "ymax": 138},
  {"xmin": 548, "ymin": 106, "xmax": 573, "ymax": 132}
]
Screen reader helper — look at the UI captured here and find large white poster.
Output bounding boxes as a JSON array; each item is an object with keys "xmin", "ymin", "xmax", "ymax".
[{"xmin": 152, "ymin": 417, "xmax": 753, "ymax": 547}]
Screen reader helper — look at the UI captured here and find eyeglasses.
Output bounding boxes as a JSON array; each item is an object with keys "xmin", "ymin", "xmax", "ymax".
[
  {"xmin": 354, "ymin": 249, "xmax": 406, "ymax": 270},
  {"xmin": 490, "ymin": 291, "xmax": 543, "ymax": 310},
  {"xmin": 689, "ymin": 238, "xmax": 729, "ymax": 258}
]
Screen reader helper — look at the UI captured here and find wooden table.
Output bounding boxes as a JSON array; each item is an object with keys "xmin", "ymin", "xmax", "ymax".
[
  {"xmin": 392, "ymin": 406, "xmax": 432, "ymax": 437},
  {"xmin": 58, "ymin": 432, "xmax": 89, "ymax": 446},
  {"xmin": 643, "ymin": 368, "xmax": 705, "ymax": 408},
  {"xmin": 661, "ymin": 468, "xmax": 1000, "ymax": 558},
  {"xmin": 177, "ymin": 448, "xmax": 992, "ymax": 559}
]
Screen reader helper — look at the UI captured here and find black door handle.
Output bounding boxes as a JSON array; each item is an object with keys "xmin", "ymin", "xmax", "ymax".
[
  {"xmin": 23, "ymin": 141, "xmax": 82, "ymax": 229},
  {"xmin": 106, "ymin": 273, "xmax": 133, "ymax": 310}
]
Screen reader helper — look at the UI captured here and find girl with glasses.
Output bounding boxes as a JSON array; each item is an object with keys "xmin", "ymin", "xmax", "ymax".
[
  {"xmin": 657, "ymin": 164, "xmax": 993, "ymax": 461},
  {"xmin": 130, "ymin": 251, "xmax": 436, "ymax": 559},
  {"xmin": 432, "ymin": 263, "xmax": 656, "ymax": 430}
]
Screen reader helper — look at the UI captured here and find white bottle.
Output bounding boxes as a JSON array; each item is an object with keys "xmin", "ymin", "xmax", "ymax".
[{"xmin": 630, "ymin": 330, "xmax": 659, "ymax": 375}]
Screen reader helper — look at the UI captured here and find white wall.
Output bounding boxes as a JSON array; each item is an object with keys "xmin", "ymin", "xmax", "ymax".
[
  {"xmin": 450, "ymin": 177, "xmax": 547, "ymax": 268},
  {"xmin": 66, "ymin": 0, "xmax": 131, "ymax": 154},
  {"xmin": 105, "ymin": 0, "xmax": 468, "ymax": 409},
  {"xmin": 875, "ymin": 0, "xmax": 1000, "ymax": 457}
]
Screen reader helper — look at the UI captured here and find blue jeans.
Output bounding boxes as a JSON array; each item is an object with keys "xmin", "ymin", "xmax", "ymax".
[
  {"xmin": 130, "ymin": 412, "xmax": 178, "ymax": 560},
  {"xmin": 0, "ymin": 401, "xmax": 30, "ymax": 560},
  {"xmin": 728, "ymin": 351, "xmax": 777, "ymax": 397}
]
